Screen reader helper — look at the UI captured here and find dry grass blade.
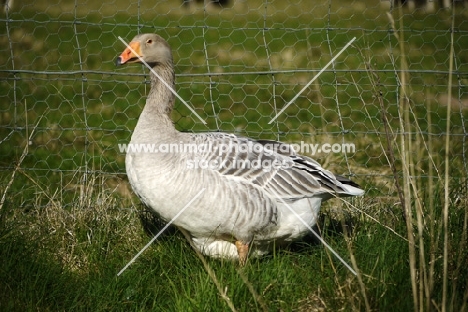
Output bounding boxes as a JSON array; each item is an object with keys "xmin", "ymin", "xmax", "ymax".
[
  {"xmin": 341, "ymin": 215, "xmax": 370, "ymax": 312},
  {"xmin": 442, "ymin": 4, "xmax": 456, "ymax": 312},
  {"xmin": 361, "ymin": 48, "xmax": 407, "ymax": 221},
  {"xmin": 336, "ymin": 196, "xmax": 410, "ymax": 244},
  {"xmin": 178, "ymin": 228, "xmax": 238, "ymax": 312},
  {"xmin": 235, "ymin": 267, "xmax": 269, "ymax": 312},
  {"xmin": 0, "ymin": 102, "xmax": 44, "ymax": 212},
  {"xmin": 388, "ymin": 7, "xmax": 421, "ymax": 311}
]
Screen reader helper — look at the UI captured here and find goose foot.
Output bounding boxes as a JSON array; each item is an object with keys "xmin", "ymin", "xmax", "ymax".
[{"xmin": 235, "ymin": 240, "xmax": 249, "ymax": 266}]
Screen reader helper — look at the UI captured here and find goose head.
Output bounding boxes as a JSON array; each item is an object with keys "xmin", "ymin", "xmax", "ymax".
[{"xmin": 116, "ymin": 33, "xmax": 173, "ymax": 67}]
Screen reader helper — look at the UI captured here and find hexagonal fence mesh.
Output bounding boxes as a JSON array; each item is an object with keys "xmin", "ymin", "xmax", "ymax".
[{"xmin": 1, "ymin": 0, "xmax": 467, "ymax": 208}]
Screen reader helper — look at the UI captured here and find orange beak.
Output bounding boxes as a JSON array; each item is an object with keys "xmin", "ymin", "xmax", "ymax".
[{"xmin": 116, "ymin": 41, "xmax": 142, "ymax": 66}]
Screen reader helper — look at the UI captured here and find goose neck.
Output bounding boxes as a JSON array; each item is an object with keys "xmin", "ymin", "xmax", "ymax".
[{"xmin": 132, "ymin": 63, "xmax": 177, "ymax": 141}]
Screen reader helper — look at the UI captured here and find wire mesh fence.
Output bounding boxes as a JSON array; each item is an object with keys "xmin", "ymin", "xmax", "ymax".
[{"xmin": 1, "ymin": 0, "xmax": 467, "ymax": 206}]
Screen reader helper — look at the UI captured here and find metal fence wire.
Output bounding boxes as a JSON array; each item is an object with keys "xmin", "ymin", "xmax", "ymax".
[{"xmin": 1, "ymin": 1, "xmax": 467, "ymax": 207}]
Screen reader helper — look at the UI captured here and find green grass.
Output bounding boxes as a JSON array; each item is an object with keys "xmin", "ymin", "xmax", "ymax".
[
  {"xmin": 1, "ymin": 172, "xmax": 466, "ymax": 311},
  {"xmin": 1, "ymin": 1, "xmax": 468, "ymax": 311}
]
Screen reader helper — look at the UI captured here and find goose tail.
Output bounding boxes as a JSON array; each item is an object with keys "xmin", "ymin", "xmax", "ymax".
[{"xmin": 336, "ymin": 175, "xmax": 365, "ymax": 197}]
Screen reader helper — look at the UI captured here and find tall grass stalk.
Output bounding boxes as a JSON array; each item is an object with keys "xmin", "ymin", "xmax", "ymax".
[
  {"xmin": 393, "ymin": 9, "xmax": 421, "ymax": 312},
  {"xmin": 386, "ymin": 8, "xmax": 419, "ymax": 310},
  {"xmin": 341, "ymin": 201, "xmax": 371, "ymax": 312},
  {"xmin": 442, "ymin": 4, "xmax": 456, "ymax": 311},
  {"xmin": 0, "ymin": 101, "xmax": 43, "ymax": 211},
  {"xmin": 386, "ymin": 4, "xmax": 465, "ymax": 311},
  {"xmin": 426, "ymin": 89, "xmax": 438, "ymax": 312}
]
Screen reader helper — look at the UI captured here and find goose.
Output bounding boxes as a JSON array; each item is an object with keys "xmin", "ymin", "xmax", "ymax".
[{"xmin": 116, "ymin": 33, "xmax": 364, "ymax": 265}]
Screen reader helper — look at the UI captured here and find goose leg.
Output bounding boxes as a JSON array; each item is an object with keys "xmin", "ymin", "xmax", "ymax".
[{"xmin": 235, "ymin": 240, "xmax": 249, "ymax": 266}]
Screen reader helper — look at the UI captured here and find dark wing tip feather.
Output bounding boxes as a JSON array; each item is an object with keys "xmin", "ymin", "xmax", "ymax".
[{"xmin": 335, "ymin": 174, "xmax": 362, "ymax": 189}]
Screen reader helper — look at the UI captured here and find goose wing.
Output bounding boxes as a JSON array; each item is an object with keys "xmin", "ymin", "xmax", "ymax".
[{"xmin": 188, "ymin": 132, "xmax": 363, "ymax": 201}]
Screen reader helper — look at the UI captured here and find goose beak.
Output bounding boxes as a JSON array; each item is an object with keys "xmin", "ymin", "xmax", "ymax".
[{"xmin": 116, "ymin": 41, "xmax": 142, "ymax": 66}]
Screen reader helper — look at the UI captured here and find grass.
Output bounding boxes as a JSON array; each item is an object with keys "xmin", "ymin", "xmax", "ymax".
[
  {"xmin": 1, "ymin": 171, "xmax": 466, "ymax": 311},
  {"xmin": 1, "ymin": 0, "xmax": 468, "ymax": 311}
]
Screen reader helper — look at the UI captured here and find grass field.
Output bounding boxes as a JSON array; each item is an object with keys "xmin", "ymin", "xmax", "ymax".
[{"xmin": 1, "ymin": 1, "xmax": 468, "ymax": 311}]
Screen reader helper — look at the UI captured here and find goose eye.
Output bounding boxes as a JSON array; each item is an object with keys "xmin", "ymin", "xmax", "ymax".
[{"xmin": 147, "ymin": 39, "xmax": 153, "ymax": 44}]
